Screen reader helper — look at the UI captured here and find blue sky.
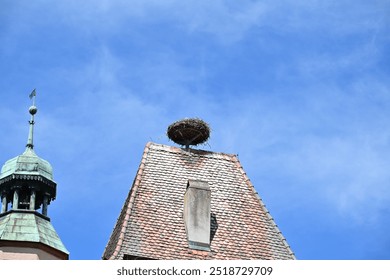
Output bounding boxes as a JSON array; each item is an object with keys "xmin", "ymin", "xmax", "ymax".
[{"xmin": 0, "ymin": 1, "xmax": 389, "ymax": 260}]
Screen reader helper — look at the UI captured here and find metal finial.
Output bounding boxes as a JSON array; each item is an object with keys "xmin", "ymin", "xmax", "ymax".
[{"xmin": 26, "ymin": 89, "xmax": 37, "ymax": 149}]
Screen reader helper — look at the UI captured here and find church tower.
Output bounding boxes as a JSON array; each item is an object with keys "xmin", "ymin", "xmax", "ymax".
[{"xmin": 0, "ymin": 91, "xmax": 69, "ymax": 260}]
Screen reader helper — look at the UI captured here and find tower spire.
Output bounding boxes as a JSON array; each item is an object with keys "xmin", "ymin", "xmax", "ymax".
[
  {"xmin": 26, "ymin": 89, "xmax": 37, "ymax": 150},
  {"xmin": 0, "ymin": 89, "xmax": 69, "ymax": 259}
]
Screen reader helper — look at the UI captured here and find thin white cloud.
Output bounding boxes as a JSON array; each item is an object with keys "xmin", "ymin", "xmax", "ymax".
[
  {"xmin": 3, "ymin": 0, "xmax": 386, "ymax": 52},
  {"xmin": 225, "ymin": 86, "xmax": 390, "ymax": 225},
  {"xmin": 0, "ymin": 1, "xmax": 266, "ymax": 44},
  {"xmin": 264, "ymin": 1, "xmax": 388, "ymax": 35},
  {"xmin": 294, "ymin": 43, "xmax": 380, "ymax": 81}
]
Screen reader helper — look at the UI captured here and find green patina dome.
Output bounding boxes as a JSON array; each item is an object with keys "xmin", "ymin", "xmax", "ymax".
[{"xmin": 0, "ymin": 148, "xmax": 54, "ymax": 181}]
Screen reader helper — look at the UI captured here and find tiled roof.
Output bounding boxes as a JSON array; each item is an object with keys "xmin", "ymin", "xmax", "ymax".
[
  {"xmin": 103, "ymin": 142, "xmax": 295, "ymax": 260},
  {"xmin": 0, "ymin": 210, "xmax": 69, "ymax": 255}
]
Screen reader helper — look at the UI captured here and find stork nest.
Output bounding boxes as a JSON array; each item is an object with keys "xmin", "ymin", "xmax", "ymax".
[{"xmin": 167, "ymin": 118, "xmax": 210, "ymax": 146}]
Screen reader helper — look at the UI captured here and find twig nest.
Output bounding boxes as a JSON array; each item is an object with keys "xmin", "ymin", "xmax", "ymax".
[{"xmin": 167, "ymin": 118, "xmax": 210, "ymax": 146}]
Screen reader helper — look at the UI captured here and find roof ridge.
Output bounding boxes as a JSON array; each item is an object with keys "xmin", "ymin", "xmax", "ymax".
[
  {"xmin": 148, "ymin": 142, "xmax": 238, "ymax": 160},
  {"xmin": 33, "ymin": 213, "xmax": 69, "ymax": 254},
  {"xmin": 104, "ymin": 142, "xmax": 152, "ymax": 260},
  {"xmin": 232, "ymin": 157, "xmax": 296, "ymax": 259},
  {"xmin": 0, "ymin": 214, "xmax": 10, "ymax": 239}
]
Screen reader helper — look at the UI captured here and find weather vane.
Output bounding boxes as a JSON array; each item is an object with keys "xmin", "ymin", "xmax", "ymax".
[{"xmin": 29, "ymin": 88, "xmax": 37, "ymax": 105}]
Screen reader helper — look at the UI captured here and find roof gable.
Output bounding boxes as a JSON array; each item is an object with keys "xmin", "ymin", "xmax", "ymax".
[{"xmin": 103, "ymin": 142, "xmax": 294, "ymax": 260}]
